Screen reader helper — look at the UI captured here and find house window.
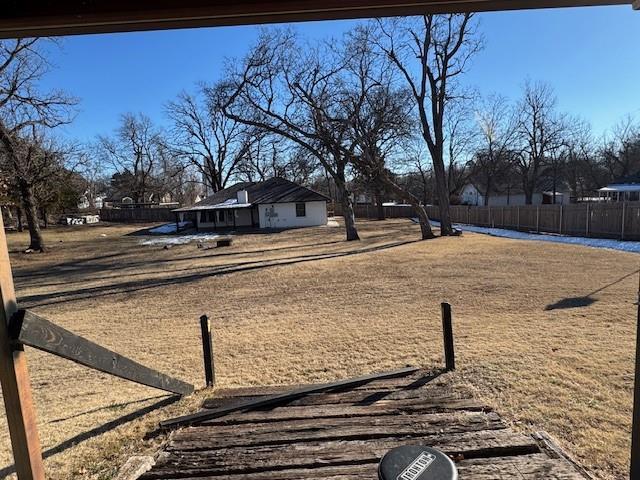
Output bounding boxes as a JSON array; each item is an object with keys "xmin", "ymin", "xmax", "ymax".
[
  {"xmin": 200, "ymin": 211, "xmax": 206, "ymax": 223},
  {"xmin": 218, "ymin": 210, "xmax": 225, "ymax": 222},
  {"xmin": 296, "ymin": 203, "xmax": 306, "ymax": 217}
]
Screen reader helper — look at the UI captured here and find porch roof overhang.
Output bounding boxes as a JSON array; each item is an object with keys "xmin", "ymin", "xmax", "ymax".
[
  {"xmin": 1, "ymin": 0, "xmax": 636, "ymax": 39},
  {"xmin": 174, "ymin": 202, "xmax": 253, "ymax": 213},
  {"xmin": 599, "ymin": 184, "xmax": 640, "ymax": 193}
]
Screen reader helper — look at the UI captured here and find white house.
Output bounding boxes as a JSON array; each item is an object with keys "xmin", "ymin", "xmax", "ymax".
[
  {"xmin": 460, "ymin": 180, "xmax": 571, "ymax": 206},
  {"xmin": 174, "ymin": 177, "xmax": 330, "ymax": 231},
  {"xmin": 597, "ymin": 173, "xmax": 640, "ymax": 202}
]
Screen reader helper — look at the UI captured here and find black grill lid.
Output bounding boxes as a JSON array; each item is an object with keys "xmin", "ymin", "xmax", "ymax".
[{"xmin": 378, "ymin": 446, "xmax": 457, "ymax": 480}]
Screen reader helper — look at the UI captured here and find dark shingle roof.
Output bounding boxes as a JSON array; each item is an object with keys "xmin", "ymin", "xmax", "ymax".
[{"xmin": 175, "ymin": 178, "xmax": 329, "ymax": 212}]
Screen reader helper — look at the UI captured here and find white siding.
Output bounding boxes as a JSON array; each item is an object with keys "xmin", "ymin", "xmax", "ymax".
[{"xmin": 258, "ymin": 201, "xmax": 327, "ymax": 229}]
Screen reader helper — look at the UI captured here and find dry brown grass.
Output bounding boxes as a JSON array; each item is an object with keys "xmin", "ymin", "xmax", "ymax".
[{"xmin": 0, "ymin": 218, "xmax": 637, "ymax": 479}]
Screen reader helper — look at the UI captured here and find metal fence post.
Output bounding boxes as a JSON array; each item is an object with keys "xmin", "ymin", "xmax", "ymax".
[
  {"xmin": 200, "ymin": 315, "xmax": 215, "ymax": 387},
  {"xmin": 441, "ymin": 303, "xmax": 455, "ymax": 371}
]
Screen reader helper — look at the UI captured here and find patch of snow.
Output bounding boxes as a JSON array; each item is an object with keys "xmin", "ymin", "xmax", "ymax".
[
  {"xmin": 148, "ymin": 222, "xmax": 192, "ymax": 234},
  {"xmin": 418, "ymin": 218, "xmax": 640, "ymax": 254},
  {"xmin": 326, "ymin": 220, "xmax": 340, "ymax": 228},
  {"xmin": 140, "ymin": 234, "xmax": 222, "ymax": 246}
]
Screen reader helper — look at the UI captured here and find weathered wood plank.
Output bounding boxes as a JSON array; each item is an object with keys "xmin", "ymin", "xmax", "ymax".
[
  {"xmin": 140, "ymin": 453, "xmax": 586, "ymax": 479},
  {"xmin": 202, "ymin": 369, "xmax": 440, "ymax": 401},
  {"xmin": 10, "ymin": 310, "xmax": 193, "ymax": 396},
  {"xmin": 0, "ymin": 213, "xmax": 45, "ymax": 479},
  {"xmin": 161, "ymin": 366, "xmax": 419, "ymax": 429},
  {"xmin": 196, "ymin": 396, "xmax": 488, "ymax": 426},
  {"xmin": 169, "ymin": 411, "xmax": 505, "ymax": 450},
  {"xmin": 154, "ymin": 430, "xmax": 538, "ymax": 475}
]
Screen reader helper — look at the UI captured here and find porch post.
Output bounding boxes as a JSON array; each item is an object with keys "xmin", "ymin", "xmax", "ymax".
[
  {"xmin": 631, "ymin": 270, "xmax": 640, "ymax": 479},
  {"xmin": 0, "ymin": 210, "xmax": 45, "ymax": 480}
]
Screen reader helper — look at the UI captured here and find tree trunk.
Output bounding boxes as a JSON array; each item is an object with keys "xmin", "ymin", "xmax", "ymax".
[
  {"xmin": 380, "ymin": 176, "xmax": 435, "ymax": 240},
  {"xmin": 432, "ymin": 153, "xmax": 453, "ymax": 236},
  {"xmin": 525, "ymin": 187, "xmax": 534, "ymax": 205},
  {"xmin": 41, "ymin": 207, "xmax": 48, "ymax": 229},
  {"xmin": 15, "ymin": 206, "xmax": 23, "ymax": 232},
  {"xmin": 337, "ymin": 182, "xmax": 359, "ymax": 241},
  {"xmin": 19, "ymin": 181, "xmax": 45, "ymax": 252},
  {"xmin": 375, "ymin": 189, "xmax": 385, "ymax": 220}
]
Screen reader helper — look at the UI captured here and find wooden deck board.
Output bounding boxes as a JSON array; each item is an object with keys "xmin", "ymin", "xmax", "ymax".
[{"xmin": 144, "ymin": 369, "xmax": 588, "ymax": 479}]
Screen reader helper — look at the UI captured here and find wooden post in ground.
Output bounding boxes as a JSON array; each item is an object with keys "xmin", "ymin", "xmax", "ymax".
[
  {"xmin": 559, "ymin": 205, "xmax": 563, "ymax": 235},
  {"xmin": 516, "ymin": 206, "xmax": 520, "ymax": 231},
  {"xmin": 622, "ymin": 202, "xmax": 627, "ymax": 240},
  {"xmin": 0, "ymin": 210, "xmax": 45, "ymax": 480},
  {"xmin": 200, "ymin": 315, "xmax": 215, "ymax": 387},
  {"xmin": 441, "ymin": 303, "xmax": 455, "ymax": 371},
  {"xmin": 536, "ymin": 206, "xmax": 540, "ymax": 233},
  {"xmin": 586, "ymin": 203, "xmax": 591, "ymax": 237},
  {"xmin": 631, "ymin": 271, "xmax": 640, "ymax": 480}
]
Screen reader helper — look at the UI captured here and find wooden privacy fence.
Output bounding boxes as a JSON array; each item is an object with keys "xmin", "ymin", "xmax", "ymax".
[
  {"xmin": 426, "ymin": 202, "xmax": 640, "ymax": 241},
  {"xmin": 333, "ymin": 203, "xmax": 415, "ymax": 219},
  {"xmin": 100, "ymin": 207, "xmax": 176, "ymax": 223}
]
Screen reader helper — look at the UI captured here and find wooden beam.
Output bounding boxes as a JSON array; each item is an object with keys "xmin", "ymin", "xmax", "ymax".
[
  {"xmin": 10, "ymin": 310, "xmax": 194, "ymax": 396},
  {"xmin": 0, "ymin": 211, "xmax": 45, "ymax": 480},
  {"xmin": 0, "ymin": 0, "xmax": 634, "ymax": 38},
  {"xmin": 160, "ymin": 365, "xmax": 420, "ymax": 430}
]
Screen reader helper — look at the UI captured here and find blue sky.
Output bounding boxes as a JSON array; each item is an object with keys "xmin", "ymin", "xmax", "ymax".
[{"xmin": 42, "ymin": 6, "xmax": 639, "ymax": 143}]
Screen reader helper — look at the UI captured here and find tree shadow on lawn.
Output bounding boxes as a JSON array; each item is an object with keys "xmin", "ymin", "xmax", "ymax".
[
  {"xmin": 12, "ymin": 230, "xmax": 406, "ymax": 286},
  {"xmin": 18, "ymin": 239, "xmax": 421, "ymax": 309},
  {"xmin": 545, "ymin": 268, "xmax": 639, "ymax": 311},
  {"xmin": 0, "ymin": 394, "xmax": 180, "ymax": 478}
]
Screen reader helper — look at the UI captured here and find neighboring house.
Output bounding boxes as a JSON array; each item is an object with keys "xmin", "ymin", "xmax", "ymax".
[
  {"xmin": 174, "ymin": 177, "xmax": 330, "ymax": 231},
  {"xmin": 460, "ymin": 179, "xmax": 571, "ymax": 206},
  {"xmin": 598, "ymin": 173, "xmax": 640, "ymax": 202}
]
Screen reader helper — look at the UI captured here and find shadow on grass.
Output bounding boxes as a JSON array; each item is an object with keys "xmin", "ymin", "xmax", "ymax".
[
  {"xmin": 355, "ymin": 369, "xmax": 446, "ymax": 406},
  {"xmin": 18, "ymin": 239, "xmax": 420, "ymax": 309},
  {"xmin": 13, "ymin": 230, "xmax": 405, "ymax": 284},
  {"xmin": 545, "ymin": 268, "xmax": 639, "ymax": 311},
  {"xmin": 0, "ymin": 395, "xmax": 179, "ymax": 478}
]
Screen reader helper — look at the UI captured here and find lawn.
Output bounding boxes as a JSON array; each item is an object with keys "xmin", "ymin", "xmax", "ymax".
[{"xmin": 0, "ymin": 218, "xmax": 637, "ymax": 479}]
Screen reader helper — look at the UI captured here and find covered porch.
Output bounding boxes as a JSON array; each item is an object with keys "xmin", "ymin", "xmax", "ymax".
[{"xmin": 598, "ymin": 184, "xmax": 640, "ymax": 202}]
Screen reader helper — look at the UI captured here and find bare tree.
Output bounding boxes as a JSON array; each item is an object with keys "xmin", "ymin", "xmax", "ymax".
[
  {"xmin": 468, "ymin": 94, "xmax": 518, "ymax": 205},
  {"xmin": 445, "ymin": 99, "xmax": 475, "ymax": 198},
  {"xmin": 345, "ymin": 26, "xmax": 435, "ymax": 239},
  {"xmin": 600, "ymin": 115, "xmax": 640, "ymax": 181},
  {"xmin": 219, "ymin": 28, "xmax": 361, "ymax": 241},
  {"xmin": 166, "ymin": 86, "xmax": 254, "ymax": 194},
  {"xmin": 375, "ymin": 14, "xmax": 482, "ymax": 235},
  {"xmin": 0, "ymin": 38, "xmax": 76, "ymax": 251},
  {"xmin": 514, "ymin": 81, "xmax": 566, "ymax": 204},
  {"xmin": 564, "ymin": 121, "xmax": 601, "ymax": 199},
  {"xmin": 97, "ymin": 113, "xmax": 166, "ymax": 203}
]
